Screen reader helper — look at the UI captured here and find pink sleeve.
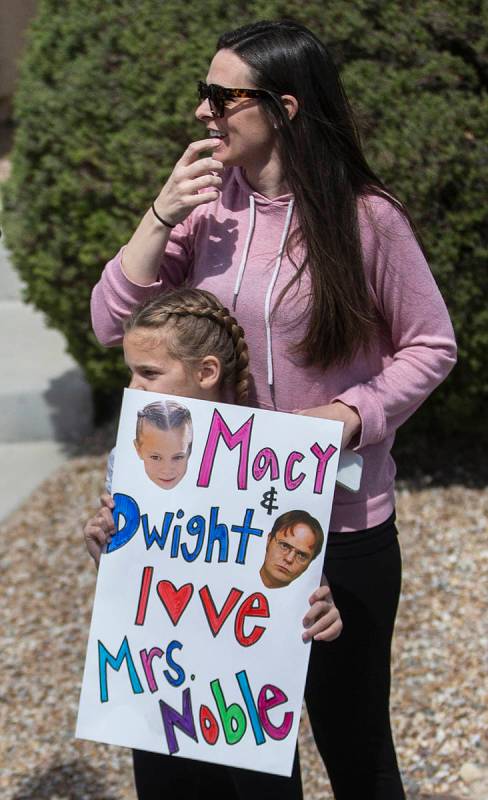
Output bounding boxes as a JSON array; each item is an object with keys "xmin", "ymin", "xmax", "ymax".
[
  {"xmin": 90, "ymin": 219, "xmax": 194, "ymax": 346},
  {"xmin": 334, "ymin": 199, "xmax": 457, "ymax": 448}
]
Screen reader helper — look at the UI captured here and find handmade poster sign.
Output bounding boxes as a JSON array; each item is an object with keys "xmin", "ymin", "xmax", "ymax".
[{"xmin": 76, "ymin": 388, "xmax": 343, "ymax": 776}]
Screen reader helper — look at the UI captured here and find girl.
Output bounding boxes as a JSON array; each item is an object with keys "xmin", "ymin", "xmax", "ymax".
[
  {"xmin": 90, "ymin": 20, "xmax": 457, "ymax": 799},
  {"xmin": 86, "ymin": 284, "xmax": 250, "ymax": 563},
  {"xmin": 84, "ymin": 287, "xmax": 342, "ymax": 800}
]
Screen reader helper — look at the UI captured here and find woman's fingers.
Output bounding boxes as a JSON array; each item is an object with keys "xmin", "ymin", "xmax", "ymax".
[
  {"xmin": 184, "ymin": 190, "xmax": 221, "ymax": 208},
  {"xmin": 154, "ymin": 141, "xmax": 225, "ymax": 224},
  {"xmin": 177, "ymin": 138, "xmax": 223, "ymax": 167},
  {"xmin": 183, "ymin": 173, "xmax": 223, "ymax": 194},
  {"xmin": 182, "ymin": 156, "xmax": 224, "ymax": 181}
]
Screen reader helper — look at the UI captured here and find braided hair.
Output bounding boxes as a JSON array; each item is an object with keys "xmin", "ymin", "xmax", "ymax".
[{"xmin": 124, "ymin": 288, "xmax": 250, "ymax": 404}]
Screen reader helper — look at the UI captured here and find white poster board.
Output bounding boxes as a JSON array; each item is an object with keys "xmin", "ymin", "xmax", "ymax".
[{"xmin": 76, "ymin": 389, "xmax": 342, "ymax": 776}]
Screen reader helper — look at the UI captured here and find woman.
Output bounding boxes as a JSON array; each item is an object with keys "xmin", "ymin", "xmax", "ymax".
[{"xmin": 91, "ymin": 20, "xmax": 456, "ymax": 800}]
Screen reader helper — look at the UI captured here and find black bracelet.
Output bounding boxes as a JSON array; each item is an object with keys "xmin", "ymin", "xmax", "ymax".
[{"xmin": 151, "ymin": 202, "xmax": 175, "ymax": 229}]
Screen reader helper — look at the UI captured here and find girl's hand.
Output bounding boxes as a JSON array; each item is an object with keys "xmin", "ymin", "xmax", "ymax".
[
  {"xmin": 83, "ymin": 493, "xmax": 115, "ymax": 567},
  {"xmin": 302, "ymin": 583, "xmax": 343, "ymax": 643},
  {"xmin": 298, "ymin": 401, "xmax": 361, "ymax": 449},
  {"xmin": 153, "ymin": 139, "xmax": 224, "ymax": 225}
]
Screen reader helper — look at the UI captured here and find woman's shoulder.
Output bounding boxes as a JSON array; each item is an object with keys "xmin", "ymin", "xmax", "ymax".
[
  {"xmin": 357, "ymin": 191, "xmax": 417, "ymax": 255},
  {"xmin": 358, "ymin": 191, "xmax": 407, "ymax": 229}
]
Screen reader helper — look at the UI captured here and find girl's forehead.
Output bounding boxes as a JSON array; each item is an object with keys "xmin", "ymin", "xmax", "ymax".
[{"xmin": 125, "ymin": 327, "xmax": 168, "ymax": 352}]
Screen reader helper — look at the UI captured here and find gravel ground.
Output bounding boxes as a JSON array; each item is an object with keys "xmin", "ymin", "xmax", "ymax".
[{"xmin": 1, "ymin": 455, "xmax": 487, "ymax": 800}]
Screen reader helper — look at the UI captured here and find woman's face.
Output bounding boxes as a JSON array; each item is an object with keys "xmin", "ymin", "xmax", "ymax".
[{"xmin": 195, "ymin": 49, "xmax": 278, "ymax": 173}]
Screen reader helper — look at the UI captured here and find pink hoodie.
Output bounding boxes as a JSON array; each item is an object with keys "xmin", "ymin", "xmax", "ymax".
[{"xmin": 91, "ymin": 167, "xmax": 456, "ymax": 532}]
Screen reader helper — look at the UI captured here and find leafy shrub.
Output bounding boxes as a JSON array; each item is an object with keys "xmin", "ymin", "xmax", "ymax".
[{"xmin": 3, "ymin": 0, "xmax": 487, "ymax": 432}]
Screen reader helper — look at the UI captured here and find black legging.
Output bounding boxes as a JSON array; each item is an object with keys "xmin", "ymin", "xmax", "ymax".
[
  {"xmin": 132, "ymin": 515, "xmax": 404, "ymax": 800},
  {"xmin": 305, "ymin": 514, "xmax": 405, "ymax": 799},
  {"xmin": 132, "ymin": 747, "xmax": 303, "ymax": 800}
]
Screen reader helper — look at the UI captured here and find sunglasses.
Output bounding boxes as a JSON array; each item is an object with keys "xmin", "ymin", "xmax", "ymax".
[{"xmin": 197, "ymin": 80, "xmax": 274, "ymax": 118}]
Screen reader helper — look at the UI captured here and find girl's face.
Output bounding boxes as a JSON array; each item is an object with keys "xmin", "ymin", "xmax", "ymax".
[
  {"xmin": 195, "ymin": 48, "xmax": 278, "ymax": 173},
  {"xmin": 135, "ymin": 421, "xmax": 192, "ymax": 489},
  {"xmin": 124, "ymin": 329, "xmax": 205, "ymax": 399}
]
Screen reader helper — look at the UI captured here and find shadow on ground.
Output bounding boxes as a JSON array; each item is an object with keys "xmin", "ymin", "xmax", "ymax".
[
  {"xmin": 393, "ymin": 426, "xmax": 487, "ymax": 489},
  {"xmin": 11, "ymin": 759, "xmax": 120, "ymax": 800},
  {"xmin": 43, "ymin": 370, "xmax": 94, "ymax": 445}
]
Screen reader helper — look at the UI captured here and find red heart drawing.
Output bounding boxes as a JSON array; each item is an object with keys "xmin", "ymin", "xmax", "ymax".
[{"xmin": 156, "ymin": 581, "xmax": 194, "ymax": 626}]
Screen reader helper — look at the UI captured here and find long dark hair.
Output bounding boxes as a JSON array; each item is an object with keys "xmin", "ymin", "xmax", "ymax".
[{"xmin": 217, "ymin": 20, "xmax": 412, "ymax": 368}]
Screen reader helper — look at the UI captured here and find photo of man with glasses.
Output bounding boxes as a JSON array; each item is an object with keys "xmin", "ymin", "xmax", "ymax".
[{"xmin": 259, "ymin": 510, "xmax": 325, "ymax": 589}]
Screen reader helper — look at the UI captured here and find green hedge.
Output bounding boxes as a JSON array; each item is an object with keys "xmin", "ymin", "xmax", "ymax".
[{"xmin": 3, "ymin": 0, "xmax": 487, "ymax": 431}]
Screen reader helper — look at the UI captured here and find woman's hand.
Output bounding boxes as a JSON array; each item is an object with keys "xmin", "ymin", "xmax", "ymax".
[
  {"xmin": 122, "ymin": 138, "xmax": 224, "ymax": 285},
  {"xmin": 153, "ymin": 139, "xmax": 224, "ymax": 226},
  {"xmin": 302, "ymin": 583, "xmax": 343, "ymax": 643},
  {"xmin": 83, "ymin": 493, "xmax": 115, "ymax": 567},
  {"xmin": 299, "ymin": 401, "xmax": 361, "ymax": 449}
]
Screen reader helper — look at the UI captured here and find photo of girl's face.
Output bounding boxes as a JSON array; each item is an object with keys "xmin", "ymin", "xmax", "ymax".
[{"xmin": 134, "ymin": 421, "xmax": 192, "ymax": 489}]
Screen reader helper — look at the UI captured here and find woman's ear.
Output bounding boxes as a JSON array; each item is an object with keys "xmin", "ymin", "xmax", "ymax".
[
  {"xmin": 281, "ymin": 94, "xmax": 299, "ymax": 121},
  {"xmin": 197, "ymin": 355, "xmax": 222, "ymax": 392}
]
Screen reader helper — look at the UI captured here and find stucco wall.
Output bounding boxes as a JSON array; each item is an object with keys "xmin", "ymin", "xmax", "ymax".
[{"xmin": 0, "ymin": 0, "xmax": 38, "ymax": 120}]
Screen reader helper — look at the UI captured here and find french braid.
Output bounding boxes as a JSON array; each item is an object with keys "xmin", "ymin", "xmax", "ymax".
[{"xmin": 124, "ymin": 289, "xmax": 250, "ymax": 405}]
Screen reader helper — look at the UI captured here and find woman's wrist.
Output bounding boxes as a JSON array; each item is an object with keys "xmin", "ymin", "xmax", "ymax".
[
  {"xmin": 332, "ymin": 401, "xmax": 361, "ymax": 446},
  {"xmin": 122, "ymin": 205, "xmax": 172, "ymax": 285},
  {"xmin": 151, "ymin": 202, "xmax": 175, "ymax": 229}
]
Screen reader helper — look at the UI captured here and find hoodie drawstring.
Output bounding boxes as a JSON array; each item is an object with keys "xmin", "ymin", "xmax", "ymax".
[
  {"xmin": 264, "ymin": 198, "xmax": 294, "ymax": 386},
  {"xmin": 232, "ymin": 193, "xmax": 295, "ymax": 391}
]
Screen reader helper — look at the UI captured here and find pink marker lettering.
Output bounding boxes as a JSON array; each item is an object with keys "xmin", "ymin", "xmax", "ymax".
[
  {"xmin": 311, "ymin": 442, "xmax": 338, "ymax": 494},
  {"xmin": 284, "ymin": 452, "xmax": 305, "ymax": 490},
  {"xmin": 197, "ymin": 410, "xmax": 254, "ymax": 490}
]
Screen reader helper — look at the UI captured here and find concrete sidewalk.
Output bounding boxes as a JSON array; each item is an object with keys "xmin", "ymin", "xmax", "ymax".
[{"xmin": 0, "ymin": 238, "xmax": 93, "ymax": 519}]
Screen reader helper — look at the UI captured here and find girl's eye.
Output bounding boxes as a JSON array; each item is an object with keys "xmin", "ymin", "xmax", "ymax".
[
  {"xmin": 173, "ymin": 454, "xmax": 185, "ymax": 461},
  {"xmin": 150, "ymin": 455, "xmax": 161, "ymax": 461}
]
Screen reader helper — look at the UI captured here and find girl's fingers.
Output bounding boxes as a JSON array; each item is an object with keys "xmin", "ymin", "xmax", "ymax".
[
  {"xmin": 98, "ymin": 507, "xmax": 115, "ymax": 531},
  {"xmin": 311, "ymin": 618, "xmax": 343, "ymax": 642},
  {"xmin": 308, "ymin": 584, "xmax": 332, "ymax": 605},
  {"xmin": 302, "ymin": 608, "xmax": 343, "ymax": 642},
  {"xmin": 100, "ymin": 492, "xmax": 114, "ymax": 510},
  {"xmin": 85, "ymin": 524, "xmax": 108, "ymax": 547},
  {"xmin": 303, "ymin": 600, "xmax": 331, "ymax": 629},
  {"xmin": 86, "ymin": 541, "xmax": 101, "ymax": 567}
]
